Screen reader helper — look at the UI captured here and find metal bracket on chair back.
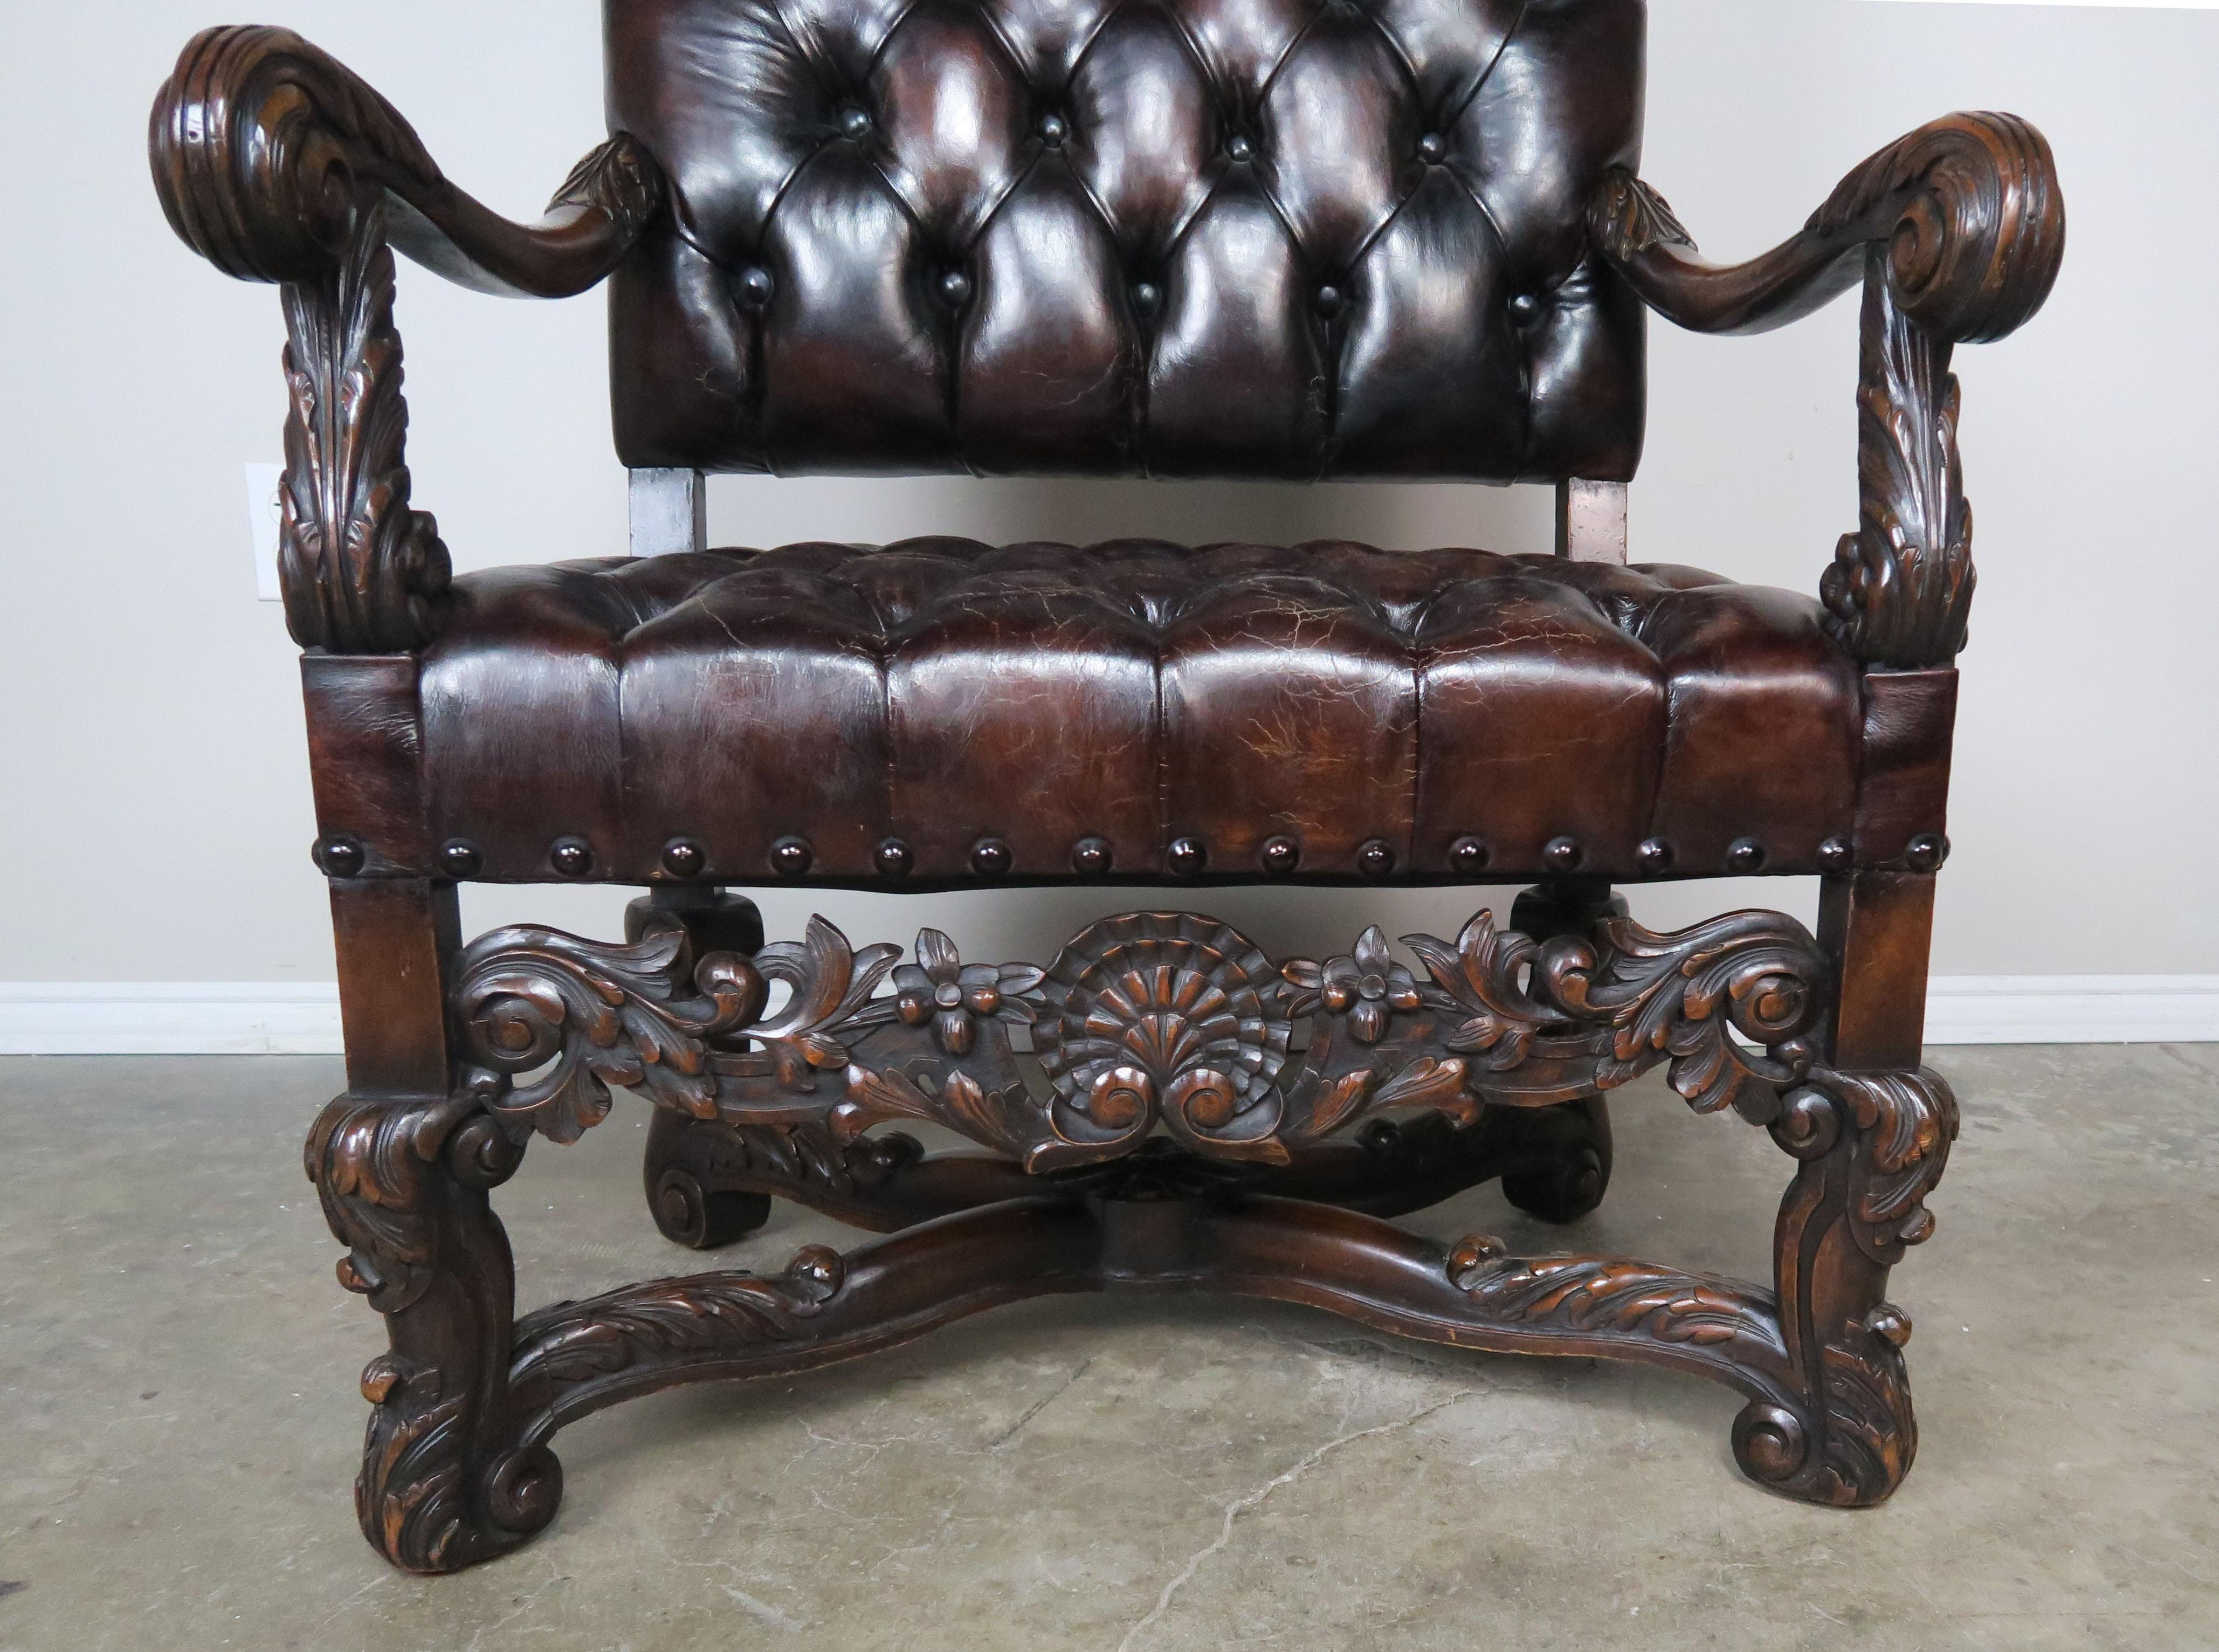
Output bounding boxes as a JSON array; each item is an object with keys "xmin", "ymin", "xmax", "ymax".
[{"xmin": 630, "ymin": 468, "xmax": 707, "ymax": 558}]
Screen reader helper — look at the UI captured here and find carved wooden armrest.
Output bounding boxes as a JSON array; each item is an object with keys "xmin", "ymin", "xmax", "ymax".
[
  {"xmin": 1589, "ymin": 113, "xmax": 2065, "ymax": 669},
  {"xmin": 149, "ymin": 26, "xmax": 666, "ymax": 651}
]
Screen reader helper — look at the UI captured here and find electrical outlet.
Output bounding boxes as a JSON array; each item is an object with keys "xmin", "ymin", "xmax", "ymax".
[{"xmin": 244, "ymin": 461, "xmax": 285, "ymax": 602}]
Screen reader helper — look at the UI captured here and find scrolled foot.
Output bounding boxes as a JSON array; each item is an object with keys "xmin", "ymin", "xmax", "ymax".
[
  {"xmin": 356, "ymin": 1355, "xmax": 562, "ymax": 1573},
  {"xmin": 1498, "ymin": 1097, "xmax": 1613, "ymax": 1224},
  {"xmin": 1728, "ymin": 1305, "xmax": 1918, "ymax": 1508}
]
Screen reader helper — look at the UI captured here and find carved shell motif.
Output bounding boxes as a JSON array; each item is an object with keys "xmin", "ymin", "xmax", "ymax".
[{"xmin": 1033, "ymin": 913, "xmax": 1294, "ymax": 1164}]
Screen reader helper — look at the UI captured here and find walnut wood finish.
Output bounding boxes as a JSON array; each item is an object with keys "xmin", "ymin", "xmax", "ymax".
[{"xmin": 151, "ymin": 4, "xmax": 2043, "ymax": 1576}]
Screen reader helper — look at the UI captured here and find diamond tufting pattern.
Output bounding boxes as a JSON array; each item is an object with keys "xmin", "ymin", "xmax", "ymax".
[
  {"xmin": 605, "ymin": 0, "xmax": 1648, "ymax": 479},
  {"xmin": 416, "ymin": 537, "xmax": 1864, "ymax": 884}
]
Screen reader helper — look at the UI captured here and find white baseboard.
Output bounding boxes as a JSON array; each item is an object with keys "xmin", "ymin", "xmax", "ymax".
[{"xmin": 3, "ymin": 975, "xmax": 2216, "ymax": 1056}]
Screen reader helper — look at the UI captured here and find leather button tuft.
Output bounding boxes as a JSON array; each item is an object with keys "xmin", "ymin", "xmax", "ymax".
[
  {"xmin": 735, "ymin": 266, "xmax": 774, "ymax": 308},
  {"xmin": 1037, "ymin": 112, "xmax": 1067, "ymax": 147},
  {"xmin": 1543, "ymin": 836, "xmax": 1583, "ymax": 872},
  {"xmin": 1416, "ymin": 131, "xmax": 1448, "ymax": 164},
  {"xmin": 1314, "ymin": 285, "xmax": 1345, "ymax": 319},
  {"xmin": 1508, "ymin": 292, "xmax": 1542, "ymax": 326},
  {"xmin": 874, "ymin": 838, "xmax": 913, "ymax": 879},
  {"xmin": 660, "ymin": 837, "xmax": 707, "ymax": 878},
  {"xmin": 1071, "ymin": 836, "xmax": 1114, "ymax": 877},
  {"xmin": 1356, "ymin": 838, "xmax": 1397, "ymax": 880},
  {"xmin": 769, "ymin": 836, "xmax": 814, "ymax": 878},
  {"xmin": 315, "ymin": 833, "xmax": 366, "ymax": 878},
  {"xmin": 1636, "ymin": 837, "xmax": 1674, "ymax": 873},
  {"xmin": 1448, "ymin": 836, "xmax": 1490, "ymax": 877},
  {"xmin": 1905, "ymin": 832, "xmax": 1951, "ymax": 872},
  {"xmin": 1130, "ymin": 280, "xmax": 1162, "ymax": 319},
  {"xmin": 937, "ymin": 270, "xmax": 973, "ymax": 308},
  {"xmin": 550, "ymin": 836, "xmax": 594, "ymax": 878},
  {"xmin": 970, "ymin": 837, "xmax": 1013, "ymax": 878},
  {"xmin": 1166, "ymin": 836, "xmax": 1207, "ymax": 877},
  {"xmin": 1726, "ymin": 837, "xmax": 1767, "ymax": 873},
  {"xmin": 1225, "ymin": 132, "xmax": 1253, "ymax": 163},
  {"xmin": 436, "ymin": 839, "xmax": 482, "ymax": 879},
  {"xmin": 1817, "ymin": 835, "xmax": 1853, "ymax": 871},
  {"xmin": 1258, "ymin": 835, "xmax": 1300, "ymax": 876},
  {"xmin": 837, "ymin": 106, "xmax": 871, "ymax": 141}
]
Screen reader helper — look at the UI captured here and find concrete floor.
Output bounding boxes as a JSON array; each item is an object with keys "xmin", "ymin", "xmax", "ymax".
[{"xmin": 2, "ymin": 1049, "xmax": 2216, "ymax": 1651}]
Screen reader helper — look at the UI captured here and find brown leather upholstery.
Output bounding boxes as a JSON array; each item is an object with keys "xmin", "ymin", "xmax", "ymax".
[
  {"xmin": 408, "ymin": 539, "xmax": 1866, "ymax": 884},
  {"xmin": 604, "ymin": 0, "xmax": 1647, "ymax": 480}
]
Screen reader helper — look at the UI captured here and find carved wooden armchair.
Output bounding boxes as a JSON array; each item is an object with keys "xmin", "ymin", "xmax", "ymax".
[{"xmin": 151, "ymin": 2, "xmax": 2061, "ymax": 1572}]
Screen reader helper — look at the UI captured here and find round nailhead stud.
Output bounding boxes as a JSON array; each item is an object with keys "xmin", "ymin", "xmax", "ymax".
[
  {"xmin": 970, "ymin": 837, "xmax": 1013, "ymax": 878},
  {"xmin": 736, "ymin": 266, "xmax": 775, "ymax": 308},
  {"xmin": 1071, "ymin": 837, "xmax": 1114, "ymax": 877},
  {"xmin": 661, "ymin": 838, "xmax": 706, "ymax": 878},
  {"xmin": 1726, "ymin": 837, "xmax": 1768, "ymax": 874},
  {"xmin": 550, "ymin": 836, "xmax": 594, "ymax": 878},
  {"xmin": 1225, "ymin": 132, "xmax": 1254, "ymax": 162},
  {"xmin": 769, "ymin": 837, "xmax": 814, "ymax": 878},
  {"xmin": 1905, "ymin": 832, "xmax": 1951, "ymax": 872},
  {"xmin": 838, "ymin": 107, "xmax": 872, "ymax": 141},
  {"xmin": 1131, "ymin": 280, "xmax": 1162, "ymax": 318},
  {"xmin": 874, "ymin": 838, "xmax": 914, "ymax": 880},
  {"xmin": 1166, "ymin": 836, "xmax": 1207, "ymax": 877},
  {"xmin": 436, "ymin": 839, "xmax": 483, "ymax": 879},
  {"xmin": 938, "ymin": 270, "xmax": 973, "ymax": 308},
  {"xmin": 1448, "ymin": 836, "xmax": 1491, "ymax": 877},
  {"xmin": 315, "ymin": 833, "xmax": 366, "ymax": 878},
  {"xmin": 1356, "ymin": 839, "xmax": 1397, "ymax": 880},
  {"xmin": 1543, "ymin": 835, "xmax": 1583, "ymax": 873},
  {"xmin": 1416, "ymin": 131, "xmax": 1448, "ymax": 164},
  {"xmin": 1636, "ymin": 837, "xmax": 1674, "ymax": 874},
  {"xmin": 1314, "ymin": 284, "xmax": 1345, "ymax": 318},
  {"xmin": 1259, "ymin": 835, "xmax": 1301, "ymax": 877},
  {"xmin": 1509, "ymin": 292, "xmax": 1542, "ymax": 326},
  {"xmin": 1817, "ymin": 835, "xmax": 1853, "ymax": 871},
  {"xmin": 1038, "ymin": 112, "xmax": 1068, "ymax": 146}
]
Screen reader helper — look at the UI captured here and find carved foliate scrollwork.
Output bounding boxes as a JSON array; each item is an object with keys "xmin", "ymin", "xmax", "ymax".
[
  {"xmin": 548, "ymin": 134, "xmax": 664, "ymax": 245},
  {"xmin": 1590, "ymin": 171, "xmax": 1694, "ymax": 263},
  {"xmin": 1775, "ymin": 1066, "xmax": 1960, "ymax": 1264},
  {"xmin": 1446, "ymin": 1235, "xmax": 1787, "ymax": 1359}
]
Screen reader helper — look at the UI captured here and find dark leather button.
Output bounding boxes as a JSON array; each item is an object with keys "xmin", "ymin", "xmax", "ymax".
[
  {"xmin": 1166, "ymin": 836, "xmax": 1207, "ymax": 877},
  {"xmin": 1071, "ymin": 836, "xmax": 1113, "ymax": 877},
  {"xmin": 1448, "ymin": 836, "xmax": 1490, "ymax": 877},
  {"xmin": 1726, "ymin": 837, "xmax": 1767, "ymax": 873},
  {"xmin": 550, "ymin": 836, "xmax": 594, "ymax": 877},
  {"xmin": 769, "ymin": 836, "xmax": 814, "ymax": 878},
  {"xmin": 1817, "ymin": 835, "xmax": 1853, "ymax": 870},
  {"xmin": 1509, "ymin": 292, "xmax": 1542, "ymax": 326},
  {"xmin": 436, "ymin": 839, "xmax": 482, "ymax": 879},
  {"xmin": 314, "ymin": 833, "xmax": 365, "ymax": 878},
  {"xmin": 838, "ymin": 106, "xmax": 871, "ymax": 141},
  {"xmin": 1130, "ymin": 280, "xmax": 1162, "ymax": 319},
  {"xmin": 1356, "ymin": 838, "xmax": 1397, "ymax": 880},
  {"xmin": 1037, "ymin": 112, "xmax": 1067, "ymax": 146},
  {"xmin": 1905, "ymin": 832, "xmax": 1951, "ymax": 872},
  {"xmin": 735, "ymin": 266, "xmax": 774, "ymax": 308},
  {"xmin": 1543, "ymin": 836, "xmax": 1582, "ymax": 872},
  {"xmin": 1314, "ymin": 284, "xmax": 1344, "ymax": 318},
  {"xmin": 1636, "ymin": 837, "xmax": 1673, "ymax": 873},
  {"xmin": 970, "ymin": 837, "xmax": 1013, "ymax": 878},
  {"xmin": 1225, "ymin": 132, "xmax": 1253, "ymax": 163},
  {"xmin": 874, "ymin": 838, "xmax": 914, "ymax": 879},
  {"xmin": 661, "ymin": 837, "xmax": 706, "ymax": 877},
  {"xmin": 1258, "ymin": 835, "xmax": 1300, "ymax": 876},
  {"xmin": 1416, "ymin": 131, "xmax": 1448, "ymax": 164},
  {"xmin": 938, "ymin": 270, "xmax": 973, "ymax": 308}
]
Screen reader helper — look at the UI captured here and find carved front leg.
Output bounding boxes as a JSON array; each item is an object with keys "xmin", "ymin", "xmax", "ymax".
[
  {"xmin": 307, "ymin": 1093, "xmax": 558, "ymax": 1571},
  {"xmin": 1732, "ymin": 1067, "xmax": 1958, "ymax": 1505}
]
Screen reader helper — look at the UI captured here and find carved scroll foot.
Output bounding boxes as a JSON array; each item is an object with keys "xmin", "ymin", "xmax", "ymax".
[
  {"xmin": 308, "ymin": 1092, "xmax": 560, "ymax": 1572},
  {"xmin": 644, "ymin": 1111, "xmax": 774, "ymax": 1249},
  {"xmin": 1498, "ymin": 1097, "xmax": 1614, "ymax": 1224}
]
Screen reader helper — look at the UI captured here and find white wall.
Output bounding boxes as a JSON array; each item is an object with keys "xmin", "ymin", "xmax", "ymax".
[{"xmin": 3, "ymin": 1, "xmax": 2214, "ymax": 999}]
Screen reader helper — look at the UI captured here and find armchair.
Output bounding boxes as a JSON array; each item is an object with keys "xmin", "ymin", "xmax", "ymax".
[{"xmin": 151, "ymin": 3, "xmax": 2062, "ymax": 1574}]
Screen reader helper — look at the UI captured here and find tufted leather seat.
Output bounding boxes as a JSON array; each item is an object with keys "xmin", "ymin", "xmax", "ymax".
[
  {"xmin": 415, "ymin": 538, "xmax": 1864, "ymax": 885},
  {"xmin": 606, "ymin": 0, "xmax": 1646, "ymax": 480}
]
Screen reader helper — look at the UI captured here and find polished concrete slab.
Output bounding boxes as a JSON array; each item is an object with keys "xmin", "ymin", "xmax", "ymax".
[{"xmin": 2, "ymin": 1047, "xmax": 2216, "ymax": 1650}]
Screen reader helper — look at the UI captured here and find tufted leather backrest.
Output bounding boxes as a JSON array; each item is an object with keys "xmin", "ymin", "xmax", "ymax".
[{"xmin": 604, "ymin": 0, "xmax": 1647, "ymax": 480}]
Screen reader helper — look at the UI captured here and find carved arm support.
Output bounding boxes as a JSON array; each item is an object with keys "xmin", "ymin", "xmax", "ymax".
[
  {"xmin": 1589, "ymin": 113, "xmax": 2065, "ymax": 668},
  {"xmin": 148, "ymin": 26, "xmax": 666, "ymax": 651}
]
